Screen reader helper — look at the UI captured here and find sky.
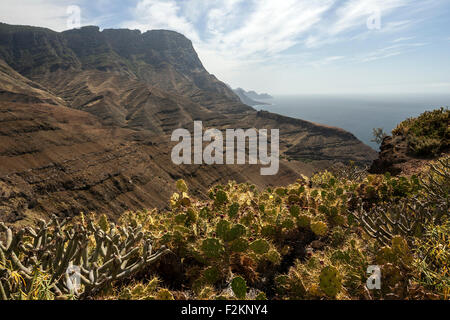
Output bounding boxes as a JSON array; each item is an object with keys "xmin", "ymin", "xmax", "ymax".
[{"xmin": 1, "ymin": 0, "xmax": 450, "ymax": 95}]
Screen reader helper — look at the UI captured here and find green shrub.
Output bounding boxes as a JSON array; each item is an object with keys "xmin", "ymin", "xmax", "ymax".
[{"xmin": 393, "ymin": 108, "xmax": 449, "ymax": 157}]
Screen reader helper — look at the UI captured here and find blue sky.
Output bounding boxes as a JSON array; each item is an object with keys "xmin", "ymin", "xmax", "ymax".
[{"xmin": 1, "ymin": 0, "xmax": 450, "ymax": 95}]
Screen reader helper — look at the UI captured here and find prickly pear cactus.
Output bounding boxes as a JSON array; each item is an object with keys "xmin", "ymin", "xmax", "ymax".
[
  {"xmin": 228, "ymin": 203, "xmax": 240, "ymax": 218},
  {"xmin": 249, "ymin": 239, "xmax": 270, "ymax": 255},
  {"xmin": 176, "ymin": 179, "xmax": 189, "ymax": 193},
  {"xmin": 224, "ymin": 224, "xmax": 246, "ymax": 242},
  {"xmin": 265, "ymin": 249, "xmax": 281, "ymax": 265},
  {"xmin": 201, "ymin": 238, "xmax": 224, "ymax": 258},
  {"xmin": 231, "ymin": 276, "xmax": 247, "ymax": 299},
  {"xmin": 297, "ymin": 214, "xmax": 311, "ymax": 228},
  {"xmin": 155, "ymin": 289, "xmax": 175, "ymax": 300},
  {"xmin": 214, "ymin": 190, "xmax": 228, "ymax": 206},
  {"xmin": 289, "ymin": 205, "xmax": 300, "ymax": 217},
  {"xmin": 230, "ymin": 238, "xmax": 249, "ymax": 253},
  {"xmin": 216, "ymin": 220, "xmax": 231, "ymax": 239},
  {"xmin": 311, "ymin": 221, "xmax": 328, "ymax": 236},
  {"xmin": 203, "ymin": 266, "xmax": 220, "ymax": 285}
]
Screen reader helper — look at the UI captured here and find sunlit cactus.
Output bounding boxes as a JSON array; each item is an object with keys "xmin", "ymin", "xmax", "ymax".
[{"xmin": 0, "ymin": 215, "xmax": 169, "ymax": 300}]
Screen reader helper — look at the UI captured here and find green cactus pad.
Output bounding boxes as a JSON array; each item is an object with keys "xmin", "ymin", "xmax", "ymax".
[
  {"xmin": 203, "ymin": 266, "xmax": 220, "ymax": 284},
  {"xmin": 215, "ymin": 190, "xmax": 229, "ymax": 206},
  {"xmin": 319, "ymin": 266, "xmax": 342, "ymax": 298},
  {"xmin": 311, "ymin": 221, "xmax": 328, "ymax": 236},
  {"xmin": 186, "ymin": 209, "xmax": 198, "ymax": 223},
  {"xmin": 228, "ymin": 203, "xmax": 240, "ymax": 218},
  {"xmin": 275, "ymin": 188, "xmax": 287, "ymax": 196},
  {"xmin": 230, "ymin": 238, "xmax": 249, "ymax": 252},
  {"xmin": 289, "ymin": 205, "xmax": 300, "ymax": 217},
  {"xmin": 281, "ymin": 219, "xmax": 295, "ymax": 229},
  {"xmin": 261, "ymin": 225, "xmax": 277, "ymax": 237},
  {"xmin": 176, "ymin": 179, "xmax": 188, "ymax": 193},
  {"xmin": 265, "ymin": 249, "xmax": 281, "ymax": 265},
  {"xmin": 224, "ymin": 224, "xmax": 246, "ymax": 242},
  {"xmin": 216, "ymin": 220, "xmax": 231, "ymax": 240},
  {"xmin": 297, "ymin": 214, "xmax": 311, "ymax": 228},
  {"xmin": 201, "ymin": 238, "xmax": 224, "ymax": 258},
  {"xmin": 174, "ymin": 214, "xmax": 187, "ymax": 225}
]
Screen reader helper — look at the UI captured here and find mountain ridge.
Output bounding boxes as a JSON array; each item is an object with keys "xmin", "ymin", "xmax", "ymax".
[{"xmin": 233, "ymin": 88, "xmax": 270, "ymax": 106}]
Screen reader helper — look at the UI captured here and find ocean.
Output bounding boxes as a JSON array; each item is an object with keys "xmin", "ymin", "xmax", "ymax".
[{"xmin": 253, "ymin": 94, "xmax": 450, "ymax": 150}]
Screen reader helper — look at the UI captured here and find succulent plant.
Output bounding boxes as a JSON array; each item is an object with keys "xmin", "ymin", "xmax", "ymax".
[
  {"xmin": 214, "ymin": 190, "xmax": 229, "ymax": 207},
  {"xmin": 155, "ymin": 288, "xmax": 175, "ymax": 300},
  {"xmin": 231, "ymin": 276, "xmax": 247, "ymax": 299},
  {"xmin": 176, "ymin": 179, "xmax": 189, "ymax": 193},
  {"xmin": 311, "ymin": 221, "xmax": 328, "ymax": 237},
  {"xmin": 201, "ymin": 238, "xmax": 224, "ymax": 258},
  {"xmin": 249, "ymin": 239, "xmax": 270, "ymax": 255},
  {"xmin": 203, "ymin": 266, "xmax": 220, "ymax": 285},
  {"xmin": 0, "ymin": 215, "xmax": 169, "ymax": 300},
  {"xmin": 297, "ymin": 214, "xmax": 311, "ymax": 229},
  {"xmin": 228, "ymin": 203, "xmax": 240, "ymax": 218},
  {"xmin": 319, "ymin": 266, "xmax": 342, "ymax": 298}
]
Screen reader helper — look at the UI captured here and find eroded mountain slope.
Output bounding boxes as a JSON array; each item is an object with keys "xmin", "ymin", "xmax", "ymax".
[{"xmin": 0, "ymin": 23, "xmax": 377, "ymax": 225}]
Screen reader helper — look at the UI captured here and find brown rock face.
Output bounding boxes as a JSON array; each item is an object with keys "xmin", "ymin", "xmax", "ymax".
[
  {"xmin": 369, "ymin": 135, "xmax": 447, "ymax": 176},
  {"xmin": 369, "ymin": 135, "xmax": 410, "ymax": 175},
  {"xmin": 0, "ymin": 23, "xmax": 377, "ymax": 225}
]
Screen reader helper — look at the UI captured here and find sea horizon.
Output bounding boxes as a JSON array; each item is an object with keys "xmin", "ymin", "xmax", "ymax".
[{"xmin": 253, "ymin": 93, "xmax": 450, "ymax": 150}]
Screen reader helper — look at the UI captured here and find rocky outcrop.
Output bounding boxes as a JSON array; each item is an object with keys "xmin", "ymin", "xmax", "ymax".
[
  {"xmin": 369, "ymin": 135, "xmax": 409, "ymax": 175},
  {"xmin": 369, "ymin": 134, "xmax": 448, "ymax": 176}
]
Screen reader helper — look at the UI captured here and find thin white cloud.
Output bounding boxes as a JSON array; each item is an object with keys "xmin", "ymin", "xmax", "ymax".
[
  {"xmin": 425, "ymin": 82, "xmax": 450, "ymax": 88},
  {"xmin": 0, "ymin": 0, "xmax": 446, "ymax": 94},
  {"xmin": 0, "ymin": 0, "xmax": 109, "ymax": 31},
  {"xmin": 380, "ymin": 20, "xmax": 412, "ymax": 33},
  {"xmin": 0, "ymin": 0, "xmax": 74, "ymax": 31},
  {"xmin": 356, "ymin": 42, "xmax": 427, "ymax": 63},
  {"xmin": 123, "ymin": 0, "xmax": 335, "ymax": 59},
  {"xmin": 392, "ymin": 36, "xmax": 415, "ymax": 43},
  {"xmin": 304, "ymin": 0, "xmax": 409, "ymax": 48},
  {"xmin": 119, "ymin": 0, "xmax": 444, "ymax": 92},
  {"xmin": 121, "ymin": 0, "xmax": 338, "ymax": 84},
  {"xmin": 122, "ymin": 0, "xmax": 200, "ymax": 42}
]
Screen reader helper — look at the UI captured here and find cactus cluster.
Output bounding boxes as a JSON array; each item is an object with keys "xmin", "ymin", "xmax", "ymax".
[
  {"xmin": 349, "ymin": 157, "xmax": 448, "ymax": 245},
  {"xmin": 148, "ymin": 176, "xmax": 347, "ymax": 290},
  {"xmin": 1, "ymin": 142, "xmax": 448, "ymax": 300},
  {"xmin": 115, "ymin": 153, "xmax": 448, "ymax": 300},
  {"xmin": 115, "ymin": 278, "xmax": 175, "ymax": 300}
]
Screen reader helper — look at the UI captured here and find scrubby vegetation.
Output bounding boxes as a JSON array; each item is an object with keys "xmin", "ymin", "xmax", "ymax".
[
  {"xmin": 1, "ymin": 109, "xmax": 448, "ymax": 301},
  {"xmin": 1, "ymin": 155, "xmax": 448, "ymax": 300},
  {"xmin": 0, "ymin": 214, "xmax": 169, "ymax": 300},
  {"xmin": 392, "ymin": 107, "xmax": 449, "ymax": 157}
]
